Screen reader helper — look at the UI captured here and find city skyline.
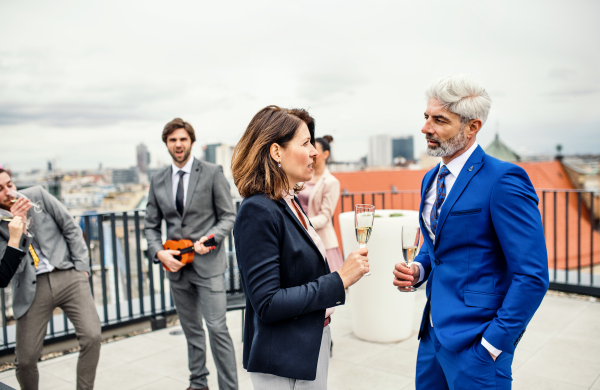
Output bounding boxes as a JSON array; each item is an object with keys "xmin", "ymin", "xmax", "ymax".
[{"xmin": 1, "ymin": 0, "xmax": 599, "ymax": 171}]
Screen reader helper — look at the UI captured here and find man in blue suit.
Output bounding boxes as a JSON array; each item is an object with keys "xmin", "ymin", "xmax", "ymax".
[{"xmin": 393, "ymin": 75, "xmax": 549, "ymax": 389}]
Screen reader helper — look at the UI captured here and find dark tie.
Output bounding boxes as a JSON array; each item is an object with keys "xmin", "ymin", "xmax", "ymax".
[
  {"xmin": 176, "ymin": 170, "xmax": 185, "ymax": 216},
  {"xmin": 429, "ymin": 165, "xmax": 451, "ymax": 234}
]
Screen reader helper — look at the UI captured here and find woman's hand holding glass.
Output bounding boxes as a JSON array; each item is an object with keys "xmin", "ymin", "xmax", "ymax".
[{"xmin": 336, "ymin": 247, "xmax": 369, "ymax": 288}]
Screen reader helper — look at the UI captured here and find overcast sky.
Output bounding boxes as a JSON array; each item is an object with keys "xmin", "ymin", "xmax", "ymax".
[{"xmin": 1, "ymin": 0, "xmax": 599, "ymax": 172}]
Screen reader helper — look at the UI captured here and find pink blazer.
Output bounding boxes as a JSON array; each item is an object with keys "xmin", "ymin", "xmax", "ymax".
[{"xmin": 307, "ymin": 169, "xmax": 341, "ymax": 250}]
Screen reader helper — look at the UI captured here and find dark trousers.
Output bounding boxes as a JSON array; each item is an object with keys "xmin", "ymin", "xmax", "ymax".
[
  {"xmin": 15, "ymin": 269, "xmax": 102, "ymax": 390},
  {"xmin": 416, "ymin": 320, "xmax": 513, "ymax": 390}
]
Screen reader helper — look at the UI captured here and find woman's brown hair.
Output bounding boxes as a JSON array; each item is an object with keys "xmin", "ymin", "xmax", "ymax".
[{"xmin": 232, "ymin": 105, "xmax": 315, "ymax": 200}]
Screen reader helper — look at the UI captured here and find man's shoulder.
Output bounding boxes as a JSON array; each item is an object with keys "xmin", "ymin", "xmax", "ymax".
[
  {"xmin": 197, "ymin": 160, "xmax": 222, "ymax": 175},
  {"xmin": 150, "ymin": 166, "xmax": 171, "ymax": 185},
  {"xmin": 482, "ymin": 153, "xmax": 526, "ymax": 175},
  {"xmin": 21, "ymin": 185, "xmax": 49, "ymax": 200}
]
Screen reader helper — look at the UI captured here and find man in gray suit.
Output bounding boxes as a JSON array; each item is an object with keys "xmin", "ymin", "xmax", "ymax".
[
  {"xmin": 145, "ymin": 118, "xmax": 238, "ymax": 390},
  {"xmin": 0, "ymin": 169, "xmax": 101, "ymax": 390}
]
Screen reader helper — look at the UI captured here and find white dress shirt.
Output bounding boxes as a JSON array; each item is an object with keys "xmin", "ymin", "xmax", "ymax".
[
  {"xmin": 171, "ymin": 157, "xmax": 194, "ymax": 209},
  {"xmin": 413, "ymin": 142, "xmax": 502, "ymax": 358},
  {"xmin": 31, "ymin": 236, "xmax": 55, "ymax": 275}
]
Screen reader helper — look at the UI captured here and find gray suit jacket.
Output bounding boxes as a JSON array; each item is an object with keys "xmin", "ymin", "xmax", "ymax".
[
  {"xmin": 0, "ymin": 186, "xmax": 90, "ymax": 319},
  {"xmin": 145, "ymin": 158, "xmax": 236, "ymax": 281}
]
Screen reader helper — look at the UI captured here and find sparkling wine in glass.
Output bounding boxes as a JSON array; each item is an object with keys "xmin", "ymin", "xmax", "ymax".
[
  {"xmin": 398, "ymin": 225, "xmax": 421, "ymax": 292},
  {"xmin": 355, "ymin": 204, "xmax": 375, "ymax": 276},
  {"xmin": 7, "ymin": 190, "xmax": 42, "ymax": 213}
]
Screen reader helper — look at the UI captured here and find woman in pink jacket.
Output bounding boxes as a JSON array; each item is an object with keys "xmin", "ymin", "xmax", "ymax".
[{"xmin": 298, "ymin": 135, "xmax": 344, "ymax": 272}]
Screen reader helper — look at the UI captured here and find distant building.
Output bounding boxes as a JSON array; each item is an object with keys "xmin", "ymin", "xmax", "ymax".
[
  {"xmin": 203, "ymin": 143, "xmax": 221, "ymax": 164},
  {"xmin": 392, "ymin": 136, "xmax": 414, "ymax": 161},
  {"xmin": 215, "ymin": 144, "xmax": 235, "ymax": 179},
  {"xmin": 485, "ymin": 134, "xmax": 520, "ymax": 162},
  {"xmin": 203, "ymin": 143, "xmax": 235, "ymax": 178},
  {"xmin": 328, "ymin": 161, "xmax": 364, "ymax": 173},
  {"xmin": 147, "ymin": 167, "xmax": 163, "ymax": 181},
  {"xmin": 368, "ymin": 135, "xmax": 392, "ymax": 167},
  {"xmin": 419, "ymin": 152, "xmax": 439, "ymax": 170},
  {"xmin": 136, "ymin": 143, "xmax": 151, "ymax": 174},
  {"xmin": 111, "ymin": 168, "xmax": 140, "ymax": 185}
]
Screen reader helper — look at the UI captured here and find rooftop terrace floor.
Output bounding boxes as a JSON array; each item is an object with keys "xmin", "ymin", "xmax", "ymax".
[{"xmin": 1, "ymin": 289, "xmax": 599, "ymax": 390}]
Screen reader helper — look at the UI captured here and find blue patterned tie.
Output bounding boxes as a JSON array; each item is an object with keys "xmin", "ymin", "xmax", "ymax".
[{"xmin": 429, "ymin": 165, "xmax": 451, "ymax": 234}]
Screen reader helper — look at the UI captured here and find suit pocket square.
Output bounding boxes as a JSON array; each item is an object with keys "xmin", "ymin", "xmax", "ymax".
[
  {"xmin": 450, "ymin": 208, "xmax": 482, "ymax": 216},
  {"xmin": 464, "ymin": 290, "xmax": 505, "ymax": 310}
]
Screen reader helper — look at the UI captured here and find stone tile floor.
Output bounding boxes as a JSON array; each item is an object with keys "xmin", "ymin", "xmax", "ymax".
[{"xmin": 1, "ymin": 289, "xmax": 599, "ymax": 389}]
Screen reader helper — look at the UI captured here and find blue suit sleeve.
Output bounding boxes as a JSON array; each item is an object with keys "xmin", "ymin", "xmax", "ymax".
[
  {"xmin": 483, "ymin": 166, "xmax": 549, "ymax": 354},
  {"xmin": 414, "ymin": 241, "xmax": 432, "ymax": 288},
  {"xmin": 235, "ymin": 201, "xmax": 345, "ymax": 324}
]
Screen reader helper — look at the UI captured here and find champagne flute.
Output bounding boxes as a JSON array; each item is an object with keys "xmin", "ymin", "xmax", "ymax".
[
  {"xmin": 0, "ymin": 208, "xmax": 32, "ymax": 230},
  {"xmin": 398, "ymin": 225, "xmax": 421, "ymax": 292},
  {"xmin": 7, "ymin": 190, "xmax": 42, "ymax": 213},
  {"xmin": 355, "ymin": 204, "xmax": 375, "ymax": 276},
  {"xmin": 0, "ymin": 209, "xmax": 13, "ymax": 222}
]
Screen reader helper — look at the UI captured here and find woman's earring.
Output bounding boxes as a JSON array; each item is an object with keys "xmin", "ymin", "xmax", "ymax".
[{"xmin": 278, "ymin": 161, "xmax": 281, "ymax": 168}]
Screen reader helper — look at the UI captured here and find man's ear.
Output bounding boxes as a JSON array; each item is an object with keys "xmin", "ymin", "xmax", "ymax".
[{"xmin": 466, "ymin": 119, "xmax": 483, "ymax": 139}]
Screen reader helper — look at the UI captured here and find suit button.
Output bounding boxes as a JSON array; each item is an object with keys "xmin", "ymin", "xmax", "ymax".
[
  {"xmin": 32, "ymin": 280, "xmax": 36, "ymax": 284},
  {"xmin": 434, "ymin": 259, "xmax": 440, "ymax": 265},
  {"xmin": 31, "ymin": 262, "xmax": 34, "ymax": 266},
  {"xmin": 182, "ymin": 223, "xmax": 186, "ymax": 227}
]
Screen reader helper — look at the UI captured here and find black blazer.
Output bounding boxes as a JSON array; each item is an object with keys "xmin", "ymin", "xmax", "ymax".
[
  {"xmin": 0, "ymin": 246, "xmax": 26, "ymax": 288},
  {"xmin": 234, "ymin": 193, "xmax": 345, "ymax": 381}
]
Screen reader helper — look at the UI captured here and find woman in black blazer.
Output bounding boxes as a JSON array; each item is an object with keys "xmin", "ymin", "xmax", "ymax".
[
  {"xmin": 0, "ymin": 215, "xmax": 27, "ymax": 288},
  {"xmin": 232, "ymin": 106, "xmax": 369, "ymax": 389}
]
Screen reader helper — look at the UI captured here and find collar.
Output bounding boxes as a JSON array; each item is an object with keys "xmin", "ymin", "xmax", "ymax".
[
  {"xmin": 283, "ymin": 190, "xmax": 296, "ymax": 202},
  {"xmin": 172, "ymin": 157, "xmax": 194, "ymax": 176},
  {"xmin": 440, "ymin": 141, "xmax": 479, "ymax": 177}
]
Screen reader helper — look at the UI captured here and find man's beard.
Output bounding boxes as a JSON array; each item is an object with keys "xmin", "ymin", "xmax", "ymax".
[
  {"xmin": 169, "ymin": 148, "xmax": 192, "ymax": 164},
  {"xmin": 426, "ymin": 127, "xmax": 469, "ymax": 157}
]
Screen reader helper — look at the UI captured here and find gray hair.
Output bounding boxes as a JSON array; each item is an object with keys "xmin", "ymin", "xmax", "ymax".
[{"xmin": 425, "ymin": 75, "xmax": 492, "ymax": 125}]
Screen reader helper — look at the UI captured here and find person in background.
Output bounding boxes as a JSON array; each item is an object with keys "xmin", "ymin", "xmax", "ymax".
[
  {"xmin": 232, "ymin": 106, "xmax": 369, "ymax": 390},
  {"xmin": 0, "ymin": 215, "xmax": 28, "ymax": 288},
  {"xmin": 297, "ymin": 135, "xmax": 344, "ymax": 272},
  {"xmin": 145, "ymin": 118, "xmax": 238, "ymax": 390},
  {"xmin": 0, "ymin": 168, "xmax": 101, "ymax": 390}
]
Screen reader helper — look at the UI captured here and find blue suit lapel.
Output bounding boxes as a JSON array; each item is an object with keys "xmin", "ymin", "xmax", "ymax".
[
  {"xmin": 419, "ymin": 164, "xmax": 439, "ymax": 250},
  {"xmin": 434, "ymin": 146, "xmax": 485, "ymax": 248}
]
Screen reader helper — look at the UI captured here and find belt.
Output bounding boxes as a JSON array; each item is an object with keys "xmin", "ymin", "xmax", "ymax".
[{"xmin": 324, "ymin": 316, "xmax": 331, "ymax": 327}]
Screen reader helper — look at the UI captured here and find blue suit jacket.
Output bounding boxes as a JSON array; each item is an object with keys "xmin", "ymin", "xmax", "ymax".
[
  {"xmin": 234, "ymin": 193, "xmax": 345, "ymax": 380},
  {"xmin": 415, "ymin": 146, "xmax": 549, "ymax": 355}
]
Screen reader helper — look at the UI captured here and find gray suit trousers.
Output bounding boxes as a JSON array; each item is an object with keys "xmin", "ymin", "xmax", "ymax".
[
  {"xmin": 249, "ymin": 325, "xmax": 331, "ymax": 390},
  {"xmin": 15, "ymin": 269, "xmax": 101, "ymax": 390},
  {"xmin": 170, "ymin": 266, "xmax": 238, "ymax": 390}
]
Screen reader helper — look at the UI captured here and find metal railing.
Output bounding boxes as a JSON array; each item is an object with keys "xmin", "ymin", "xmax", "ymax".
[
  {"xmin": 538, "ymin": 189, "xmax": 599, "ymax": 296},
  {"xmin": 337, "ymin": 189, "xmax": 600, "ymax": 297},
  {"xmin": 0, "ymin": 203, "xmax": 244, "ymax": 356}
]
